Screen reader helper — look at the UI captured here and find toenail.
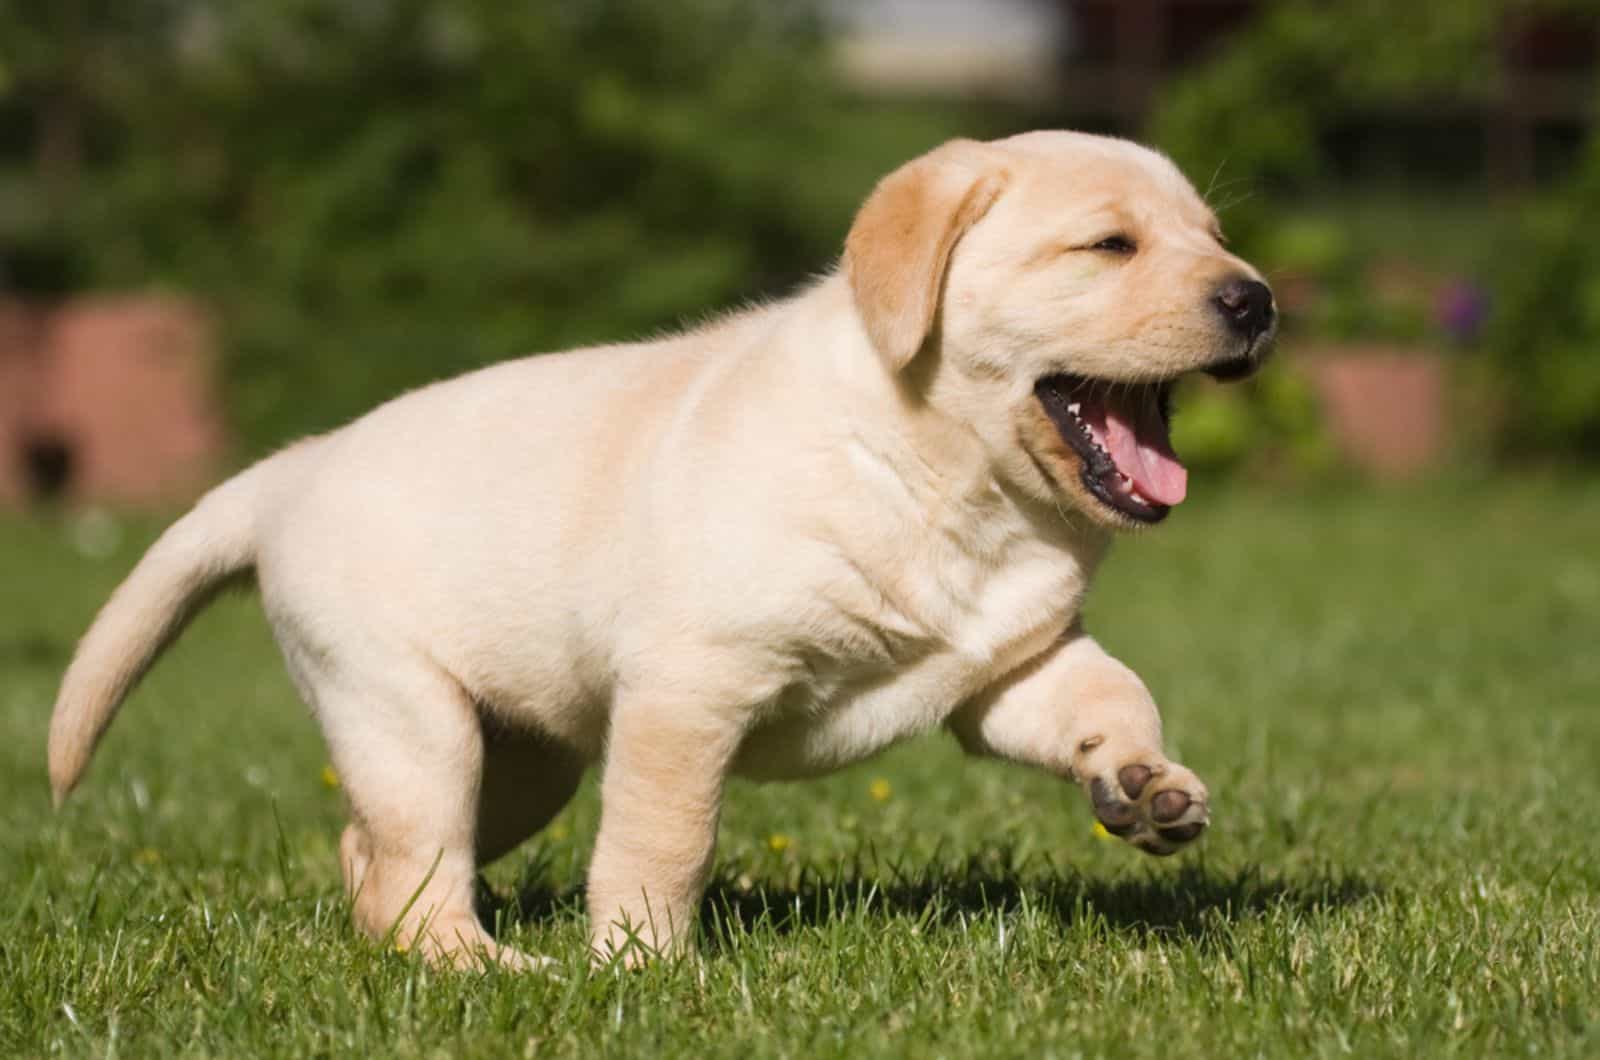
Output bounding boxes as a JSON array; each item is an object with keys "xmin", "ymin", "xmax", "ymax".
[
  {"xmin": 1157, "ymin": 822, "xmax": 1205, "ymax": 843},
  {"xmin": 1090, "ymin": 778, "xmax": 1138, "ymax": 833},
  {"xmin": 1118, "ymin": 764, "xmax": 1152, "ymax": 799},
  {"xmin": 1151, "ymin": 789, "xmax": 1191, "ymax": 823}
]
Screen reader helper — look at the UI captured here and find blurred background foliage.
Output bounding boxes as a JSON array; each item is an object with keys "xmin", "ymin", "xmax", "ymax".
[
  {"xmin": 1487, "ymin": 127, "xmax": 1600, "ymax": 456},
  {"xmin": 1150, "ymin": 0, "xmax": 1600, "ymax": 468},
  {"xmin": 0, "ymin": 0, "xmax": 991, "ymax": 452},
  {"xmin": 0, "ymin": 0, "xmax": 1597, "ymax": 468},
  {"xmin": 1154, "ymin": 0, "xmax": 1566, "ymax": 194}
]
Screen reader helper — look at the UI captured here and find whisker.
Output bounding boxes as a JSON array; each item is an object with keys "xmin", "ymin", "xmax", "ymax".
[
  {"xmin": 1212, "ymin": 188, "xmax": 1259, "ymax": 216},
  {"xmin": 1205, "ymin": 174, "xmax": 1254, "ymax": 197},
  {"xmin": 1050, "ymin": 495, "xmax": 1083, "ymax": 532},
  {"xmin": 1203, "ymin": 158, "xmax": 1230, "ymax": 203}
]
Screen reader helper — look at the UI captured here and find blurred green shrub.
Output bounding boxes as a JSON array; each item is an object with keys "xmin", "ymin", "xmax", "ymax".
[
  {"xmin": 1171, "ymin": 368, "xmax": 1337, "ymax": 481},
  {"xmin": 1257, "ymin": 218, "xmax": 1431, "ymax": 346},
  {"xmin": 0, "ymin": 0, "xmax": 984, "ymax": 454},
  {"xmin": 1485, "ymin": 133, "xmax": 1600, "ymax": 457},
  {"xmin": 1148, "ymin": 0, "xmax": 1598, "ymax": 466},
  {"xmin": 1150, "ymin": 0, "xmax": 1557, "ymax": 210}
]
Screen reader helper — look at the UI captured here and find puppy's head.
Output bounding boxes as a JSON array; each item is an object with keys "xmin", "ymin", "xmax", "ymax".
[{"xmin": 844, "ymin": 131, "xmax": 1276, "ymax": 529}]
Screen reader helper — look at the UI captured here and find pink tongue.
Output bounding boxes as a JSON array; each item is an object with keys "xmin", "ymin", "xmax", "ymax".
[{"xmin": 1103, "ymin": 401, "xmax": 1188, "ymax": 506}]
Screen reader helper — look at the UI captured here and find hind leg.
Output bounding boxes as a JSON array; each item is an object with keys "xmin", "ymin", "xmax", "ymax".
[{"xmin": 283, "ymin": 635, "xmax": 537, "ymax": 970}]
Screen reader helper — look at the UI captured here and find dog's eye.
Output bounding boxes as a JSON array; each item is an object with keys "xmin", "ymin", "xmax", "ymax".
[{"xmin": 1089, "ymin": 235, "xmax": 1136, "ymax": 255}]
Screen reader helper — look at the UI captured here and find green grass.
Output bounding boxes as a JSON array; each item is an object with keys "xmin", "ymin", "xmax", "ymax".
[{"xmin": 3, "ymin": 479, "xmax": 1598, "ymax": 1057}]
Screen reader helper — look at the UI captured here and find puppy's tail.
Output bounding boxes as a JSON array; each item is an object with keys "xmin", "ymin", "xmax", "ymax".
[{"xmin": 48, "ymin": 446, "xmax": 306, "ymax": 807}]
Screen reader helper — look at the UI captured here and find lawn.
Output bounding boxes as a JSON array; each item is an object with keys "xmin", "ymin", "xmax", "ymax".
[{"xmin": 3, "ymin": 479, "xmax": 1597, "ymax": 1057}]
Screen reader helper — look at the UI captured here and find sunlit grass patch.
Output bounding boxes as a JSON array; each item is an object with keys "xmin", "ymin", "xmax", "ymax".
[{"xmin": 3, "ymin": 480, "xmax": 1598, "ymax": 1057}]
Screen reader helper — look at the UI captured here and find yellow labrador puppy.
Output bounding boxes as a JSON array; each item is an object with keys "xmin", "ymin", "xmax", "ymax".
[{"xmin": 49, "ymin": 131, "xmax": 1275, "ymax": 968}]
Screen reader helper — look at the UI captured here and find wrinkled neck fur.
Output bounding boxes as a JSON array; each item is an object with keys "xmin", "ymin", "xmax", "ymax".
[
  {"xmin": 786, "ymin": 275, "xmax": 986, "ymax": 511},
  {"xmin": 782, "ymin": 272, "xmax": 1110, "ymax": 561}
]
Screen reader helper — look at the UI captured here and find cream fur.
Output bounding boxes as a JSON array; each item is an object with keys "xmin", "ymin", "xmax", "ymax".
[{"xmin": 48, "ymin": 131, "xmax": 1272, "ymax": 968}]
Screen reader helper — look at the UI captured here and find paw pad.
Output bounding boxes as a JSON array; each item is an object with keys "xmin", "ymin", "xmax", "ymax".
[
  {"xmin": 1089, "ymin": 778, "xmax": 1139, "ymax": 835},
  {"xmin": 1082, "ymin": 756, "xmax": 1208, "ymax": 856},
  {"xmin": 1156, "ymin": 822, "xmax": 1205, "ymax": 843},
  {"xmin": 1117, "ymin": 764, "xmax": 1152, "ymax": 799},
  {"xmin": 1151, "ymin": 789, "xmax": 1190, "ymax": 824}
]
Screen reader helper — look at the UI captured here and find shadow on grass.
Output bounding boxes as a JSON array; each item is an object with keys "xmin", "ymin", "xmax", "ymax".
[{"xmin": 487, "ymin": 851, "xmax": 1380, "ymax": 950}]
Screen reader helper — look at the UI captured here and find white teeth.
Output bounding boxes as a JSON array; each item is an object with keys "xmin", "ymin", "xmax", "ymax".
[
  {"xmin": 1056, "ymin": 395, "xmax": 1116, "ymax": 467},
  {"xmin": 1108, "ymin": 472, "xmax": 1151, "ymax": 506}
]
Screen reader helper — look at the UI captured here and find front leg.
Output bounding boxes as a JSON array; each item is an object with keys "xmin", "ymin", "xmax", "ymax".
[
  {"xmin": 586, "ymin": 689, "xmax": 744, "ymax": 965},
  {"xmin": 949, "ymin": 625, "xmax": 1209, "ymax": 855}
]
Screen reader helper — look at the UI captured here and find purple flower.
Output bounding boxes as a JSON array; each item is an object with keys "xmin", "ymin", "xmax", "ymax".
[{"xmin": 1436, "ymin": 280, "xmax": 1489, "ymax": 344}]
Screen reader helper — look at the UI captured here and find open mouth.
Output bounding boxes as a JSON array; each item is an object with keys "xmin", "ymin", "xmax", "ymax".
[{"xmin": 1034, "ymin": 375, "xmax": 1187, "ymax": 524}]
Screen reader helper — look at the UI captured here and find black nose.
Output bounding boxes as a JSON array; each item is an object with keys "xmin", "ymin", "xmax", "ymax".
[{"xmin": 1213, "ymin": 278, "xmax": 1275, "ymax": 341}]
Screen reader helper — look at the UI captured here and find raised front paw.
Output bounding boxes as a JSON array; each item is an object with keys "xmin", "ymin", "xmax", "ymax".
[{"xmin": 1083, "ymin": 754, "xmax": 1210, "ymax": 856}]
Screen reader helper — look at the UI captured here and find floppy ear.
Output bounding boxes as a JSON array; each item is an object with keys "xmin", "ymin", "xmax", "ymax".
[{"xmin": 844, "ymin": 139, "xmax": 1007, "ymax": 371}]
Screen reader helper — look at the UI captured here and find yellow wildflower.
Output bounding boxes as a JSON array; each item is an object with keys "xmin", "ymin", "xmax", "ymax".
[
  {"xmin": 320, "ymin": 764, "xmax": 340, "ymax": 789},
  {"xmin": 133, "ymin": 847, "xmax": 161, "ymax": 865},
  {"xmin": 869, "ymin": 778, "xmax": 892, "ymax": 802},
  {"xmin": 767, "ymin": 833, "xmax": 792, "ymax": 853},
  {"xmin": 1092, "ymin": 821, "xmax": 1115, "ymax": 841}
]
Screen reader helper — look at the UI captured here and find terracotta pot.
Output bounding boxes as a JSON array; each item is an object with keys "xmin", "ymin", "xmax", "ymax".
[
  {"xmin": 1303, "ymin": 344, "xmax": 1448, "ymax": 478},
  {"xmin": 0, "ymin": 294, "xmax": 226, "ymax": 508}
]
